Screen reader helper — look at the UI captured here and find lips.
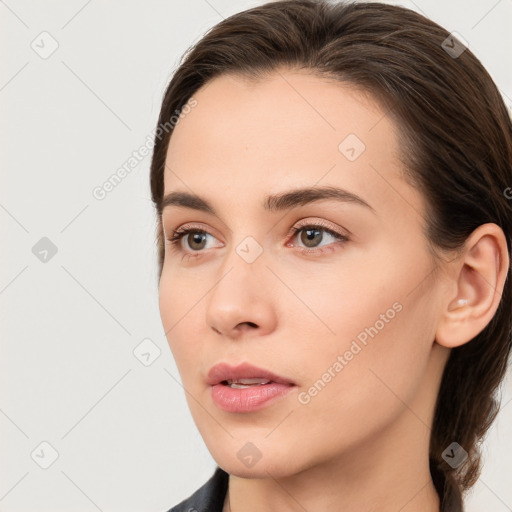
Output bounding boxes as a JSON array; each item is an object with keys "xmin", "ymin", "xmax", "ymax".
[{"xmin": 206, "ymin": 362, "xmax": 295, "ymax": 387}]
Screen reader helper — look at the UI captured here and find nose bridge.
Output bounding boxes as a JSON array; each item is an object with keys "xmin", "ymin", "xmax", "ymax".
[
  {"xmin": 204, "ymin": 234, "xmax": 276, "ymax": 335},
  {"xmin": 216, "ymin": 219, "xmax": 268, "ymax": 278},
  {"xmin": 209, "ymin": 234, "xmax": 266, "ymax": 307}
]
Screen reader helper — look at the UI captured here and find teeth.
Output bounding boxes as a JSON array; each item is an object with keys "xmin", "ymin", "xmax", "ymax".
[{"xmin": 226, "ymin": 378, "xmax": 271, "ymax": 388}]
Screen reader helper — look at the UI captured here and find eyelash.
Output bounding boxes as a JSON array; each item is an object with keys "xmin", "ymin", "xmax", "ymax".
[{"xmin": 165, "ymin": 220, "xmax": 349, "ymax": 260}]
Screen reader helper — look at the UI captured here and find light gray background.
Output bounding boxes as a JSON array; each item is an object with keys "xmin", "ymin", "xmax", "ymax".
[{"xmin": 1, "ymin": 0, "xmax": 511, "ymax": 511}]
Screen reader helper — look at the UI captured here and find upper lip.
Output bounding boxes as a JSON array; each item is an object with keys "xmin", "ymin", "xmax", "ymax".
[{"xmin": 207, "ymin": 362, "xmax": 295, "ymax": 386}]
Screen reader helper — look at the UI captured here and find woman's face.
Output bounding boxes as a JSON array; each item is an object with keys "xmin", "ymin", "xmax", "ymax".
[{"xmin": 159, "ymin": 69, "xmax": 450, "ymax": 477}]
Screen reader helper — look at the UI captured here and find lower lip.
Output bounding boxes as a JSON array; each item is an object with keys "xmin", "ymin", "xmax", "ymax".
[{"xmin": 211, "ymin": 382, "xmax": 295, "ymax": 412}]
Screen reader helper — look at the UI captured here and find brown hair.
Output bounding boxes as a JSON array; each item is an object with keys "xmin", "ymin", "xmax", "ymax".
[{"xmin": 149, "ymin": 1, "xmax": 512, "ymax": 509}]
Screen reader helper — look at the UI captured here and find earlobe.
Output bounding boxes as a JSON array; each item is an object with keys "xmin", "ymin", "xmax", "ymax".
[{"xmin": 435, "ymin": 223, "xmax": 510, "ymax": 349}]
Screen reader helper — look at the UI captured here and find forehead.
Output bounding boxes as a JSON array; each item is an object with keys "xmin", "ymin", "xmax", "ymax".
[
  {"xmin": 163, "ymin": 69, "xmax": 421, "ymax": 219},
  {"xmin": 167, "ymin": 69, "xmax": 393, "ymax": 162}
]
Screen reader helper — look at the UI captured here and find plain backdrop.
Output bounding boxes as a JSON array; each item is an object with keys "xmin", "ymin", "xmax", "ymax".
[{"xmin": 1, "ymin": 0, "xmax": 511, "ymax": 511}]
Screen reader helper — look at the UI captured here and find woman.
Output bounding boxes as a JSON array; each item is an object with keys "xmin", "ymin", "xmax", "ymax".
[{"xmin": 149, "ymin": 1, "xmax": 512, "ymax": 510}]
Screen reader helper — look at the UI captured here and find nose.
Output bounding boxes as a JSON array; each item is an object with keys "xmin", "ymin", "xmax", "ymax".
[{"xmin": 205, "ymin": 252, "xmax": 278, "ymax": 339}]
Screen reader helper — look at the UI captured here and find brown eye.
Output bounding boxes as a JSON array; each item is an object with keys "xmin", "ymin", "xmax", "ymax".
[
  {"xmin": 185, "ymin": 231, "xmax": 208, "ymax": 251},
  {"xmin": 166, "ymin": 227, "xmax": 219, "ymax": 253},
  {"xmin": 290, "ymin": 224, "xmax": 349, "ymax": 252},
  {"xmin": 299, "ymin": 227, "xmax": 324, "ymax": 248}
]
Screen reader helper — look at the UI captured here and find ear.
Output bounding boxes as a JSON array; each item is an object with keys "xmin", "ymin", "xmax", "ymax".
[{"xmin": 435, "ymin": 223, "xmax": 510, "ymax": 348}]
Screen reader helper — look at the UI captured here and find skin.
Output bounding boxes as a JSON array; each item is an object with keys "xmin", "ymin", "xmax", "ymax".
[{"xmin": 158, "ymin": 68, "xmax": 509, "ymax": 512}]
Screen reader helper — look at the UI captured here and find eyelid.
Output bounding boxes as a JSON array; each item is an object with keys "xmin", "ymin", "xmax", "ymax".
[
  {"xmin": 285, "ymin": 217, "xmax": 350, "ymax": 239},
  {"xmin": 165, "ymin": 222, "xmax": 222, "ymax": 242}
]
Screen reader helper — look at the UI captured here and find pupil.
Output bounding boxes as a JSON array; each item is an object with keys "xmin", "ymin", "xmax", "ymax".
[
  {"xmin": 189, "ymin": 232, "xmax": 206, "ymax": 250},
  {"xmin": 302, "ymin": 228, "xmax": 321, "ymax": 248}
]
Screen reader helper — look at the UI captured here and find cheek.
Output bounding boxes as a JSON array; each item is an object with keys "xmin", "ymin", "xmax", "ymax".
[
  {"xmin": 283, "ymin": 303, "xmax": 434, "ymax": 464},
  {"xmin": 159, "ymin": 263, "xmax": 203, "ymax": 327},
  {"xmin": 286, "ymin": 251, "xmax": 437, "ymax": 425},
  {"xmin": 158, "ymin": 270, "xmax": 205, "ymax": 373}
]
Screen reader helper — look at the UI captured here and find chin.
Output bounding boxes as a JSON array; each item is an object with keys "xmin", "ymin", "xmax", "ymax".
[
  {"xmin": 209, "ymin": 440, "xmax": 308, "ymax": 479},
  {"xmin": 218, "ymin": 458, "xmax": 298, "ymax": 479}
]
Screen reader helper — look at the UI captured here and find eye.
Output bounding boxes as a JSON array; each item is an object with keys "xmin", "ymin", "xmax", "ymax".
[
  {"xmin": 166, "ymin": 225, "xmax": 220, "ymax": 254},
  {"xmin": 287, "ymin": 220, "xmax": 349, "ymax": 256}
]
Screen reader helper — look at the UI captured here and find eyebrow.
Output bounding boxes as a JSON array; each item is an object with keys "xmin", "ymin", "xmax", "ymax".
[{"xmin": 160, "ymin": 185, "xmax": 376, "ymax": 216}]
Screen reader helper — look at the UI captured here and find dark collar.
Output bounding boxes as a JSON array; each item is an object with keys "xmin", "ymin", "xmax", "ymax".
[{"xmin": 167, "ymin": 466, "xmax": 229, "ymax": 512}]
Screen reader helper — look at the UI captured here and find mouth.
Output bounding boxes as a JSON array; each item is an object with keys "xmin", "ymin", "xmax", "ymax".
[
  {"xmin": 207, "ymin": 362, "xmax": 296, "ymax": 413},
  {"xmin": 206, "ymin": 361, "xmax": 296, "ymax": 387},
  {"xmin": 221, "ymin": 377, "xmax": 275, "ymax": 388}
]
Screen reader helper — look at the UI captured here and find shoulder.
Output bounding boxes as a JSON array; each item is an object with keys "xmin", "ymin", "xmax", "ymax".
[{"xmin": 165, "ymin": 466, "xmax": 229, "ymax": 512}]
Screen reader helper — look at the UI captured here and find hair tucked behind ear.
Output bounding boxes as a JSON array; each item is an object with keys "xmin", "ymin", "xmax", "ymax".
[{"xmin": 149, "ymin": 1, "xmax": 512, "ymax": 508}]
